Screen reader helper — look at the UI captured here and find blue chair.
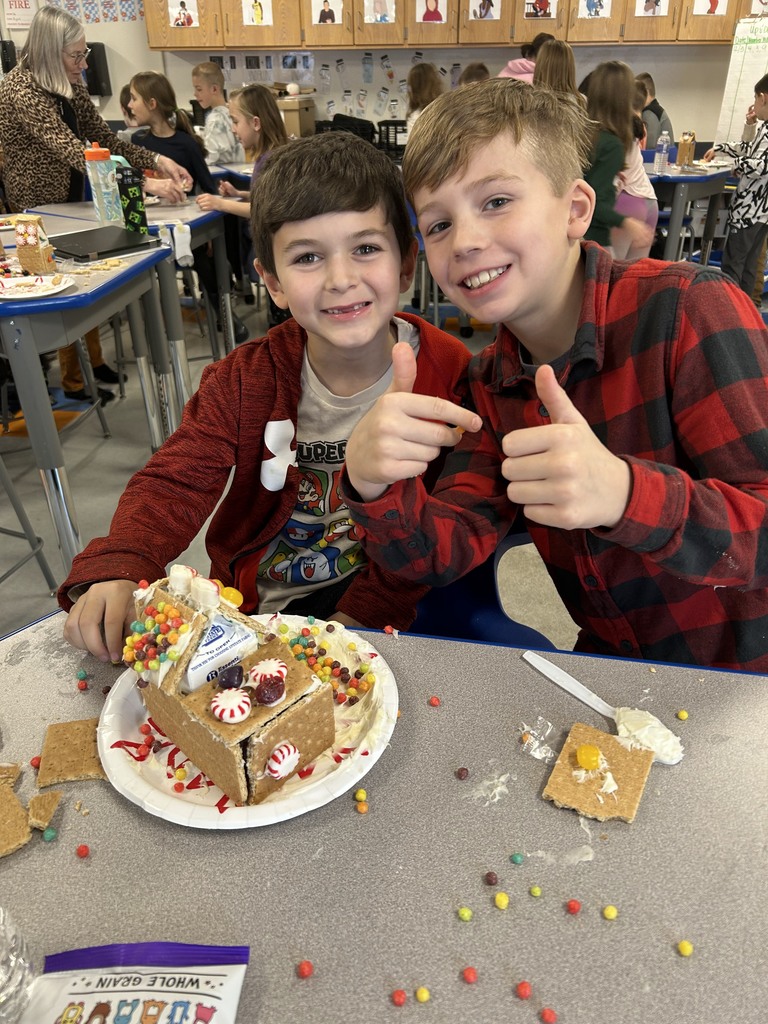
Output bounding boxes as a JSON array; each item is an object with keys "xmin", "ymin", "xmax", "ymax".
[{"xmin": 410, "ymin": 530, "xmax": 556, "ymax": 650}]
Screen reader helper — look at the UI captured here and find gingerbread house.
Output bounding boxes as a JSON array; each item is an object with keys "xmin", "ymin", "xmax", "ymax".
[{"xmin": 14, "ymin": 215, "xmax": 55, "ymax": 275}]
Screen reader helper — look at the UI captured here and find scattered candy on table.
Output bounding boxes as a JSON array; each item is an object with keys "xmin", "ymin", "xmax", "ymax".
[
  {"xmin": 457, "ymin": 906, "xmax": 473, "ymax": 922},
  {"xmin": 677, "ymin": 940, "xmax": 694, "ymax": 957},
  {"xmin": 76, "ymin": 669, "xmax": 88, "ymax": 681},
  {"xmin": 455, "ymin": 766, "xmax": 469, "ymax": 780},
  {"xmin": 494, "ymin": 892, "xmax": 510, "ymax": 910},
  {"xmin": 355, "ymin": 801, "xmax": 369, "ymax": 814},
  {"xmin": 529, "ymin": 885, "xmax": 542, "ymax": 898},
  {"xmin": 540, "ymin": 1008, "xmax": 558, "ymax": 1023},
  {"xmin": 75, "ymin": 844, "xmax": 90, "ymax": 859},
  {"xmin": 428, "ymin": 695, "xmax": 441, "ymax": 707},
  {"xmin": 391, "ymin": 990, "xmax": 407, "ymax": 1006},
  {"xmin": 354, "ymin": 788, "xmax": 367, "ymax": 802},
  {"xmin": 30, "ymin": 756, "xmax": 41, "ymax": 770},
  {"xmin": 516, "ymin": 981, "xmax": 532, "ymax": 1000},
  {"xmin": 510, "ymin": 852, "xmax": 524, "ymax": 865},
  {"xmin": 462, "ymin": 966, "xmax": 478, "ymax": 984},
  {"xmin": 77, "ymin": 679, "xmax": 88, "ymax": 691},
  {"xmin": 566, "ymin": 899, "xmax": 582, "ymax": 915},
  {"xmin": 296, "ymin": 960, "xmax": 313, "ymax": 979},
  {"xmin": 677, "ymin": 709, "xmax": 689, "ymax": 721},
  {"xmin": 415, "ymin": 987, "xmax": 430, "ymax": 1003},
  {"xmin": 484, "ymin": 870, "xmax": 498, "ymax": 886},
  {"xmin": 602, "ymin": 904, "xmax": 619, "ymax": 920},
  {"xmin": 42, "ymin": 827, "xmax": 57, "ymax": 842}
]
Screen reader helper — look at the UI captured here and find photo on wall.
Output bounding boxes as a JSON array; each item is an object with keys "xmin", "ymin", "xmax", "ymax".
[
  {"xmin": 243, "ymin": 0, "xmax": 275, "ymax": 25},
  {"xmin": 316, "ymin": 0, "xmax": 342, "ymax": 22},
  {"xmin": 364, "ymin": 0, "xmax": 394, "ymax": 22},
  {"xmin": 635, "ymin": 0, "xmax": 668, "ymax": 14},
  {"xmin": 471, "ymin": 0, "xmax": 499, "ymax": 19},
  {"xmin": 578, "ymin": 0, "xmax": 610, "ymax": 16},
  {"xmin": 524, "ymin": 0, "xmax": 556, "ymax": 18},
  {"xmin": 169, "ymin": 0, "xmax": 197, "ymax": 25},
  {"xmin": 419, "ymin": 0, "xmax": 444, "ymax": 19}
]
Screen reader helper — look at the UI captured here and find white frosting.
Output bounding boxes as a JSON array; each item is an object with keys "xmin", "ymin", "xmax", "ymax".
[
  {"xmin": 168, "ymin": 563, "xmax": 196, "ymax": 595},
  {"xmin": 191, "ymin": 575, "xmax": 220, "ymax": 611},
  {"xmin": 600, "ymin": 771, "xmax": 619, "ymax": 796},
  {"xmin": 614, "ymin": 707, "xmax": 684, "ymax": 765}
]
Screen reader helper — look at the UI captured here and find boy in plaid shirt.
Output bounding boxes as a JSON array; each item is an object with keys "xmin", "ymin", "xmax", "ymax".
[{"xmin": 344, "ymin": 79, "xmax": 768, "ymax": 671}]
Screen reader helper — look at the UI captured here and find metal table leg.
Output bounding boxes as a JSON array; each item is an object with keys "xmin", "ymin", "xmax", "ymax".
[
  {"xmin": 125, "ymin": 300, "xmax": 165, "ymax": 451},
  {"xmin": 155, "ymin": 256, "xmax": 193, "ymax": 414},
  {"xmin": 213, "ymin": 231, "xmax": 236, "ymax": 354},
  {"xmin": 662, "ymin": 181, "xmax": 689, "ymax": 262},
  {"xmin": 141, "ymin": 273, "xmax": 181, "ymax": 435}
]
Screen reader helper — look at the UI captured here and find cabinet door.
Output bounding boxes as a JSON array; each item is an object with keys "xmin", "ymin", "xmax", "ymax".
[
  {"xmin": 220, "ymin": 0, "xmax": 302, "ymax": 46},
  {"xmin": 566, "ymin": 0, "xmax": 625, "ymax": 41},
  {"xmin": 301, "ymin": 0, "xmax": 355, "ymax": 45},
  {"xmin": 458, "ymin": 0, "xmax": 511, "ymax": 43},
  {"xmin": 509, "ymin": 0, "xmax": 567, "ymax": 45},
  {"xmin": 353, "ymin": 0, "xmax": 406, "ymax": 43},
  {"xmin": 407, "ymin": 0, "xmax": 459, "ymax": 44},
  {"xmin": 622, "ymin": 0, "xmax": 679, "ymax": 41},
  {"xmin": 677, "ymin": 0, "xmax": 739, "ymax": 41},
  {"xmin": 144, "ymin": 0, "xmax": 224, "ymax": 48}
]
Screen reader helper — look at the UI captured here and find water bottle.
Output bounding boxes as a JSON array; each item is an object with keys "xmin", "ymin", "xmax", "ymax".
[
  {"xmin": 84, "ymin": 142, "xmax": 124, "ymax": 224},
  {"xmin": 0, "ymin": 907, "xmax": 36, "ymax": 1023},
  {"xmin": 653, "ymin": 130, "xmax": 671, "ymax": 174}
]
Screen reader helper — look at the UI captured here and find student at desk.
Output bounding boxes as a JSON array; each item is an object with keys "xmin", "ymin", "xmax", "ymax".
[{"xmin": 342, "ymin": 78, "xmax": 768, "ymax": 673}]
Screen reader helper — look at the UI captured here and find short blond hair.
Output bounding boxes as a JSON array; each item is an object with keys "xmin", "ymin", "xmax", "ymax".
[
  {"xmin": 403, "ymin": 78, "xmax": 595, "ymax": 200},
  {"xmin": 192, "ymin": 61, "xmax": 224, "ymax": 90}
]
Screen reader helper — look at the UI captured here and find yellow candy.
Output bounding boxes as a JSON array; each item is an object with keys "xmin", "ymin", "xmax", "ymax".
[
  {"xmin": 347, "ymin": 641, "xmax": 357, "ymax": 651},
  {"xmin": 494, "ymin": 892, "xmax": 509, "ymax": 910},
  {"xmin": 354, "ymin": 788, "xmax": 367, "ymax": 802},
  {"xmin": 415, "ymin": 987, "xmax": 430, "ymax": 1003},
  {"xmin": 602, "ymin": 905, "xmax": 618, "ymax": 920},
  {"xmin": 529, "ymin": 885, "xmax": 542, "ymax": 898},
  {"xmin": 676, "ymin": 709, "xmax": 689, "ymax": 721},
  {"xmin": 220, "ymin": 586, "xmax": 244, "ymax": 607},
  {"xmin": 457, "ymin": 906, "xmax": 473, "ymax": 922},
  {"xmin": 175, "ymin": 768, "xmax": 187, "ymax": 781},
  {"xmin": 677, "ymin": 940, "xmax": 694, "ymax": 957},
  {"xmin": 347, "ymin": 687, "xmax": 358, "ymax": 697},
  {"xmin": 576, "ymin": 743, "xmax": 602, "ymax": 771}
]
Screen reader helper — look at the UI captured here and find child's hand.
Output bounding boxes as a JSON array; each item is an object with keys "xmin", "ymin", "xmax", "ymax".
[
  {"xmin": 219, "ymin": 180, "xmax": 239, "ymax": 197},
  {"xmin": 196, "ymin": 192, "xmax": 221, "ymax": 212},
  {"xmin": 701, "ymin": 148, "xmax": 715, "ymax": 163},
  {"xmin": 144, "ymin": 177, "xmax": 186, "ymax": 204},
  {"xmin": 63, "ymin": 580, "xmax": 137, "ymax": 664},
  {"xmin": 501, "ymin": 365, "xmax": 631, "ymax": 530},
  {"xmin": 746, "ymin": 104, "xmax": 758, "ymax": 125},
  {"xmin": 345, "ymin": 341, "xmax": 481, "ymax": 502}
]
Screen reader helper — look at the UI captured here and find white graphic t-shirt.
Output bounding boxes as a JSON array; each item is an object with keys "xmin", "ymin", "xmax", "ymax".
[{"xmin": 256, "ymin": 319, "xmax": 419, "ymax": 613}]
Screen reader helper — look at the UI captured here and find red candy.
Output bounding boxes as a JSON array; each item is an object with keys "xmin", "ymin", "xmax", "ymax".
[
  {"xmin": 76, "ymin": 844, "xmax": 90, "ymax": 859},
  {"xmin": 462, "ymin": 966, "xmax": 478, "ymax": 984},
  {"xmin": 138, "ymin": 579, "xmax": 149, "ymax": 589},
  {"xmin": 296, "ymin": 960, "xmax": 313, "ymax": 979},
  {"xmin": 30, "ymin": 756, "xmax": 41, "ymax": 769},
  {"xmin": 428, "ymin": 695, "xmax": 441, "ymax": 707},
  {"xmin": 391, "ymin": 990, "xmax": 407, "ymax": 1006},
  {"xmin": 566, "ymin": 899, "xmax": 582, "ymax": 915},
  {"xmin": 77, "ymin": 680, "xmax": 88, "ymax": 691},
  {"xmin": 139, "ymin": 723, "xmax": 152, "ymax": 735},
  {"xmin": 540, "ymin": 1010, "xmax": 557, "ymax": 1024},
  {"xmin": 383, "ymin": 625, "xmax": 395, "ymax": 634},
  {"xmin": 516, "ymin": 981, "xmax": 532, "ymax": 1000}
]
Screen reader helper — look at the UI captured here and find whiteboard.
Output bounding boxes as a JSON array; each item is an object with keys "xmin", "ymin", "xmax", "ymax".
[{"xmin": 715, "ymin": 17, "xmax": 768, "ymax": 143}]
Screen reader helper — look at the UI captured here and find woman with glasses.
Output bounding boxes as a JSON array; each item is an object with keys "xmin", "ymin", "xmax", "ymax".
[{"xmin": 0, "ymin": 5, "xmax": 192, "ymax": 404}]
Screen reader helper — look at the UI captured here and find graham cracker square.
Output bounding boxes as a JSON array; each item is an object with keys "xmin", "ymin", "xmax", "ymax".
[
  {"xmin": 0, "ymin": 766, "xmax": 31, "ymax": 858},
  {"xmin": 28, "ymin": 790, "xmax": 63, "ymax": 830},
  {"xmin": 37, "ymin": 718, "xmax": 107, "ymax": 788},
  {"xmin": 543, "ymin": 722, "xmax": 654, "ymax": 823}
]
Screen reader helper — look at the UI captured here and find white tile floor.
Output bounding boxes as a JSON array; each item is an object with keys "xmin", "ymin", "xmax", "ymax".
[{"xmin": 0, "ymin": 287, "xmax": 579, "ymax": 650}]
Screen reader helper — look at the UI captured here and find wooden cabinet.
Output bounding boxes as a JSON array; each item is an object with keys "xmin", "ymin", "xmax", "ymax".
[
  {"xmin": 144, "ymin": 0, "xmax": 225, "ymax": 48},
  {"xmin": 622, "ymin": 0, "xmax": 680, "ymax": 42},
  {"xmin": 509, "ymin": 0, "xmax": 567, "ymax": 46},
  {"xmin": 676, "ymin": 0, "xmax": 740, "ymax": 41},
  {"xmin": 301, "ymin": 0, "xmax": 354, "ymax": 45},
  {"xmin": 406, "ymin": 0, "xmax": 457, "ymax": 45},
  {"xmin": 457, "ymin": 0, "xmax": 514, "ymax": 44},
  {"xmin": 302, "ymin": 0, "xmax": 405, "ymax": 46},
  {"xmin": 566, "ymin": 0, "xmax": 625, "ymax": 42},
  {"xmin": 221, "ymin": 0, "xmax": 302, "ymax": 46}
]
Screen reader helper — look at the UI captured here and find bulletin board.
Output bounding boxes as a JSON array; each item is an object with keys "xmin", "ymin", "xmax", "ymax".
[{"xmin": 715, "ymin": 17, "xmax": 768, "ymax": 142}]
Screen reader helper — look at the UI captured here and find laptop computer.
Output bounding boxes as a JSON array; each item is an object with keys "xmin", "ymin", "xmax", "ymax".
[{"xmin": 49, "ymin": 225, "xmax": 160, "ymax": 263}]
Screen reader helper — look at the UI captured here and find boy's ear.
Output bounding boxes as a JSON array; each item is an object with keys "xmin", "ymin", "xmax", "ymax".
[
  {"xmin": 566, "ymin": 179, "xmax": 596, "ymax": 241},
  {"xmin": 399, "ymin": 237, "xmax": 419, "ymax": 294},
  {"xmin": 254, "ymin": 258, "xmax": 290, "ymax": 310}
]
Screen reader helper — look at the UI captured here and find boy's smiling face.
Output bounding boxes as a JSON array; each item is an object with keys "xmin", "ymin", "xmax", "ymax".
[
  {"xmin": 413, "ymin": 134, "xmax": 593, "ymax": 358},
  {"xmin": 257, "ymin": 206, "xmax": 415, "ymax": 377}
]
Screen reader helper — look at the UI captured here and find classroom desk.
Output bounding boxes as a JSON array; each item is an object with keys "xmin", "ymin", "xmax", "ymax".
[
  {"xmin": 0, "ymin": 247, "xmax": 171, "ymax": 573},
  {"xmin": 645, "ymin": 165, "xmax": 731, "ymax": 264},
  {"xmin": 2, "ymin": 612, "xmax": 766, "ymax": 1023}
]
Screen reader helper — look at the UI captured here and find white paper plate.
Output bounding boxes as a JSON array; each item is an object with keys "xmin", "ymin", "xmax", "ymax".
[
  {"xmin": 0, "ymin": 274, "xmax": 75, "ymax": 300},
  {"xmin": 97, "ymin": 614, "xmax": 398, "ymax": 829}
]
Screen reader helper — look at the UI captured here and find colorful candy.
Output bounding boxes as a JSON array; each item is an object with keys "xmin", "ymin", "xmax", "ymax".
[
  {"xmin": 296, "ymin": 960, "xmax": 313, "ymax": 979},
  {"xmin": 457, "ymin": 906, "xmax": 473, "ymax": 922},
  {"xmin": 576, "ymin": 743, "xmax": 601, "ymax": 771},
  {"xmin": 415, "ymin": 987, "xmax": 430, "ymax": 1003},
  {"xmin": 462, "ymin": 966, "xmax": 478, "ymax": 984},
  {"xmin": 677, "ymin": 940, "xmax": 694, "ymax": 957},
  {"xmin": 266, "ymin": 742, "xmax": 300, "ymax": 779},
  {"xmin": 391, "ymin": 990, "xmax": 407, "ymax": 1006},
  {"xmin": 515, "ymin": 981, "xmax": 532, "ymax": 1000},
  {"xmin": 602, "ymin": 904, "xmax": 618, "ymax": 920},
  {"xmin": 210, "ymin": 688, "xmax": 252, "ymax": 724},
  {"xmin": 76, "ymin": 844, "xmax": 90, "ymax": 858},
  {"xmin": 494, "ymin": 892, "xmax": 510, "ymax": 910},
  {"xmin": 566, "ymin": 899, "xmax": 582, "ymax": 915}
]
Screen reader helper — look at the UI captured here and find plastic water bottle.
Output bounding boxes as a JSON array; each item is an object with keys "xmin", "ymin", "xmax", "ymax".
[
  {"xmin": 84, "ymin": 142, "xmax": 124, "ymax": 224},
  {"xmin": 653, "ymin": 130, "xmax": 671, "ymax": 174},
  {"xmin": 0, "ymin": 908, "xmax": 36, "ymax": 1023}
]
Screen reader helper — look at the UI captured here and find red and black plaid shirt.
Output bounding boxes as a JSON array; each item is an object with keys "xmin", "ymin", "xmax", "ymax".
[{"xmin": 347, "ymin": 242, "xmax": 768, "ymax": 671}]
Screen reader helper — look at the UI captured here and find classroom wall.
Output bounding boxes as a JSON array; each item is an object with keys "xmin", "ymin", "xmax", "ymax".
[{"xmin": 0, "ymin": 9, "xmax": 736, "ymax": 143}]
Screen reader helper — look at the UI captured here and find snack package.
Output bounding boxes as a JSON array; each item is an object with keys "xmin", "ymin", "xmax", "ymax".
[{"xmin": 19, "ymin": 942, "xmax": 249, "ymax": 1024}]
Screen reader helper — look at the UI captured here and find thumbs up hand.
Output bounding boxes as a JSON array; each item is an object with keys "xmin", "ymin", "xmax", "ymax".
[
  {"xmin": 501, "ymin": 365, "xmax": 631, "ymax": 530},
  {"xmin": 345, "ymin": 341, "xmax": 481, "ymax": 502}
]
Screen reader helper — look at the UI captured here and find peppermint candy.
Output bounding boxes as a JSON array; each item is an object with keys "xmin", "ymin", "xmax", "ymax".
[
  {"xmin": 249, "ymin": 658, "xmax": 288, "ymax": 685},
  {"xmin": 266, "ymin": 742, "xmax": 300, "ymax": 779},
  {"xmin": 210, "ymin": 687, "xmax": 252, "ymax": 724}
]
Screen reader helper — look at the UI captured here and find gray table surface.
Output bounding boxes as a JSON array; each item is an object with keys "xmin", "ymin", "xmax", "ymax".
[{"xmin": 1, "ymin": 611, "xmax": 766, "ymax": 1023}]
